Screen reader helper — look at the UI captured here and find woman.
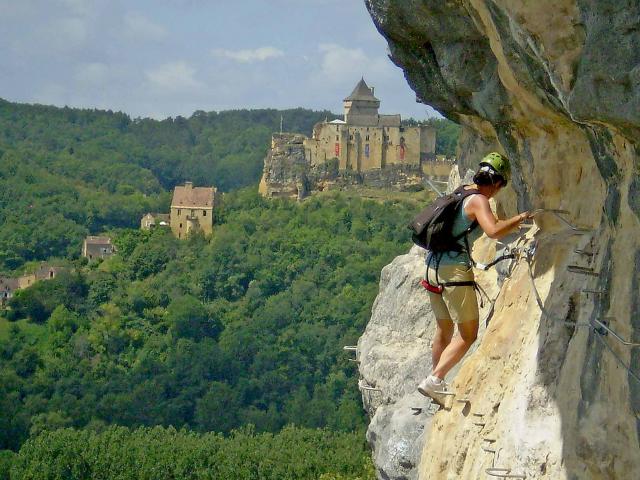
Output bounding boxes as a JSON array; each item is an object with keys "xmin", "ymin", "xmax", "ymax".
[{"xmin": 418, "ymin": 152, "xmax": 530, "ymax": 404}]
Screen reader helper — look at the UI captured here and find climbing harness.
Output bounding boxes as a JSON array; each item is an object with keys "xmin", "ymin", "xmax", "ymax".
[{"xmin": 422, "ymin": 252, "xmax": 492, "ymax": 308}]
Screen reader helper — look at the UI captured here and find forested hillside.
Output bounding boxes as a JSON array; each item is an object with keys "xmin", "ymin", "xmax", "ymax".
[
  {"xmin": 0, "ymin": 100, "xmax": 454, "ymax": 478},
  {"xmin": 0, "ymin": 188, "xmax": 431, "ymax": 478},
  {"xmin": 0, "ymin": 100, "xmax": 337, "ymax": 270},
  {"xmin": 0, "ymin": 99, "xmax": 458, "ymax": 271}
]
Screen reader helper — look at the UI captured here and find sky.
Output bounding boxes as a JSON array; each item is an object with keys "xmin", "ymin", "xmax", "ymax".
[{"xmin": 0, "ymin": 0, "xmax": 438, "ymax": 121}]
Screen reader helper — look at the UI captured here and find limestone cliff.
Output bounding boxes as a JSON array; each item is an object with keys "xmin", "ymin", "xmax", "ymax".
[{"xmin": 359, "ymin": 1, "xmax": 640, "ymax": 479}]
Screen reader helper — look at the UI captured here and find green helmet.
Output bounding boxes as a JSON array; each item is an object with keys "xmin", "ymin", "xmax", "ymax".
[{"xmin": 479, "ymin": 152, "xmax": 510, "ymax": 185}]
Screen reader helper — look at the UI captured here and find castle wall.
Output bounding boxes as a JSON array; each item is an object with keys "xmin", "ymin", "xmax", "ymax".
[{"xmin": 304, "ymin": 123, "xmax": 430, "ymax": 172}]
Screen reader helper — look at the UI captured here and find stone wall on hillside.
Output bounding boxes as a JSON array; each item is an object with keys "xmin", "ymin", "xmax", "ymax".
[
  {"xmin": 258, "ymin": 133, "xmax": 425, "ymax": 200},
  {"xmin": 360, "ymin": 1, "xmax": 640, "ymax": 479}
]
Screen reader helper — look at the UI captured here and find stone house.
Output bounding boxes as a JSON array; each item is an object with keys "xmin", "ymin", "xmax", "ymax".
[
  {"xmin": 0, "ymin": 277, "xmax": 19, "ymax": 305},
  {"xmin": 82, "ymin": 236, "xmax": 115, "ymax": 261},
  {"xmin": 170, "ymin": 182, "xmax": 219, "ymax": 239},
  {"xmin": 18, "ymin": 264, "xmax": 65, "ymax": 289},
  {"xmin": 141, "ymin": 213, "xmax": 171, "ymax": 230},
  {"xmin": 1, "ymin": 264, "xmax": 66, "ymax": 306}
]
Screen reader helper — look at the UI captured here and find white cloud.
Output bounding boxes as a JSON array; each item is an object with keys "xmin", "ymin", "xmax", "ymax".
[
  {"xmin": 145, "ymin": 61, "xmax": 203, "ymax": 91},
  {"xmin": 53, "ymin": 16, "xmax": 89, "ymax": 47},
  {"xmin": 60, "ymin": 0, "xmax": 94, "ymax": 17},
  {"xmin": 123, "ymin": 12, "xmax": 167, "ymax": 41},
  {"xmin": 212, "ymin": 46, "xmax": 284, "ymax": 63},
  {"xmin": 316, "ymin": 43, "xmax": 393, "ymax": 84},
  {"xmin": 75, "ymin": 62, "xmax": 109, "ymax": 85}
]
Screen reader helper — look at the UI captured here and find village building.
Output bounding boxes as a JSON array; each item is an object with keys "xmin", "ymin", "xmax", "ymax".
[
  {"xmin": 82, "ymin": 236, "xmax": 115, "ymax": 261},
  {"xmin": 1, "ymin": 263, "xmax": 66, "ymax": 306},
  {"xmin": 170, "ymin": 182, "xmax": 219, "ymax": 239},
  {"xmin": 303, "ymin": 78, "xmax": 436, "ymax": 171},
  {"xmin": 0, "ymin": 277, "xmax": 19, "ymax": 305},
  {"xmin": 18, "ymin": 264, "xmax": 65, "ymax": 289},
  {"xmin": 141, "ymin": 213, "xmax": 171, "ymax": 230}
]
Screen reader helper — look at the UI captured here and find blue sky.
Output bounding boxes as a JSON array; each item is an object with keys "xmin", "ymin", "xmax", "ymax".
[{"xmin": 0, "ymin": 0, "xmax": 438, "ymax": 120}]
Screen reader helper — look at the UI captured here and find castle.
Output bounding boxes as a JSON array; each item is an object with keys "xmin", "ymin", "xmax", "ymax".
[
  {"xmin": 305, "ymin": 78, "xmax": 435, "ymax": 170},
  {"xmin": 259, "ymin": 79, "xmax": 436, "ymax": 199}
]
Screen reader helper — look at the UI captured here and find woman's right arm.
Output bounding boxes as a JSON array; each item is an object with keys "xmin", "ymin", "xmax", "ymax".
[{"xmin": 467, "ymin": 195, "xmax": 528, "ymax": 239}]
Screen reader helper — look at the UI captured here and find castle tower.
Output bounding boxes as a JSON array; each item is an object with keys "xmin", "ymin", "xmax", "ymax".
[{"xmin": 343, "ymin": 78, "xmax": 380, "ymax": 126}]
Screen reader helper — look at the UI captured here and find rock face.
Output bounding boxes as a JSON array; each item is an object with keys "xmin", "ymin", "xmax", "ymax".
[
  {"xmin": 358, "ymin": 245, "xmax": 498, "ymax": 479},
  {"xmin": 360, "ymin": 1, "xmax": 640, "ymax": 479}
]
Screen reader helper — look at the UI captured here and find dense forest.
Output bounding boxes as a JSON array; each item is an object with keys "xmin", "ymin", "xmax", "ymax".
[
  {"xmin": 0, "ymin": 99, "xmax": 456, "ymax": 478},
  {"xmin": 0, "ymin": 99, "xmax": 458, "ymax": 271}
]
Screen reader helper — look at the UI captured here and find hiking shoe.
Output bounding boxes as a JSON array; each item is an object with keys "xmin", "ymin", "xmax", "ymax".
[{"xmin": 418, "ymin": 376, "xmax": 449, "ymax": 406}]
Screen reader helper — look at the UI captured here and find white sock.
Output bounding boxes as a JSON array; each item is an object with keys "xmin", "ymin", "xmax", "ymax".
[{"xmin": 429, "ymin": 375, "xmax": 443, "ymax": 384}]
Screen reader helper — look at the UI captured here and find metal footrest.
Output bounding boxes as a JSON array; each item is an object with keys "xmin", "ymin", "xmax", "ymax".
[
  {"xmin": 567, "ymin": 265, "xmax": 599, "ymax": 276},
  {"xmin": 486, "ymin": 467, "xmax": 526, "ymax": 478}
]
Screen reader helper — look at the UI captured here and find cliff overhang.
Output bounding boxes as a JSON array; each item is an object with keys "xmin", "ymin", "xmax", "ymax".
[{"xmin": 359, "ymin": 1, "xmax": 640, "ymax": 479}]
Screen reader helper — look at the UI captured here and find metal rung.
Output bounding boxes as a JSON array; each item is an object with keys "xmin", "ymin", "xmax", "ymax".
[
  {"xmin": 472, "ymin": 412, "xmax": 485, "ymax": 417},
  {"xmin": 411, "ymin": 407, "xmax": 422, "ymax": 415},
  {"xmin": 574, "ymin": 249, "xmax": 594, "ymax": 257},
  {"xmin": 481, "ymin": 446, "xmax": 497, "ymax": 453},
  {"xmin": 434, "ymin": 389, "xmax": 455, "ymax": 396},
  {"xmin": 593, "ymin": 318, "xmax": 640, "ymax": 347},
  {"xmin": 358, "ymin": 381, "xmax": 382, "ymax": 392},
  {"xmin": 483, "ymin": 438, "xmax": 497, "ymax": 443},
  {"xmin": 473, "ymin": 422, "xmax": 486, "ymax": 427},
  {"xmin": 343, "ymin": 346, "xmax": 357, "ymax": 351},
  {"xmin": 582, "ymin": 289, "xmax": 606, "ymax": 295},
  {"xmin": 486, "ymin": 467, "xmax": 526, "ymax": 478},
  {"xmin": 567, "ymin": 265, "xmax": 600, "ymax": 276},
  {"xmin": 348, "ymin": 358, "xmax": 360, "ymax": 363},
  {"xmin": 456, "ymin": 398, "xmax": 470, "ymax": 403}
]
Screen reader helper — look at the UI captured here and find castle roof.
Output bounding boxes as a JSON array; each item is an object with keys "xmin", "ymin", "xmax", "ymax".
[
  {"xmin": 171, "ymin": 182, "xmax": 215, "ymax": 208},
  {"xmin": 343, "ymin": 78, "xmax": 379, "ymax": 102}
]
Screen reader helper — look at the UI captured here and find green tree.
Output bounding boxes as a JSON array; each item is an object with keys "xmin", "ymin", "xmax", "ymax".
[{"xmin": 166, "ymin": 295, "xmax": 223, "ymax": 340}]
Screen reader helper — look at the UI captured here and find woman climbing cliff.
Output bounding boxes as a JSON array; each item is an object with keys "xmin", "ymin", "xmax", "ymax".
[{"xmin": 417, "ymin": 153, "xmax": 531, "ymax": 405}]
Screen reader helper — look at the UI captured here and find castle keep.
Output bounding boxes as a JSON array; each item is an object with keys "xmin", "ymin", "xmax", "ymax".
[
  {"xmin": 305, "ymin": 79, "xmax": 435, "ymax": 171},
  {"xmin": 259, "ymin": 79, "xmax": 436, "ymax": 199}
]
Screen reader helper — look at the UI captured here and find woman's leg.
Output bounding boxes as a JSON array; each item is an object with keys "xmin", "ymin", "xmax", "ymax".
[
  {"xmin": 432, "ymin": 318, "xmax": 454, "ymax": 368},
  {"xmin": 431, "ymin": 318, "xmax": 479, "ymax": 379}
]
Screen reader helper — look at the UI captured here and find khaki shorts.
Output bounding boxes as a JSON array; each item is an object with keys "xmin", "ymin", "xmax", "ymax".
[{"xmin": 426, "ymin": 263, "xmax": 479, "ymax": 324}]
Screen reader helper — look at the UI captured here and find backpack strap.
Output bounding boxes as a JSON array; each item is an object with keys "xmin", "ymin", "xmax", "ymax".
[{"xmin": 453, "ymin": 186, "xmax": 480, "ymax": 265}]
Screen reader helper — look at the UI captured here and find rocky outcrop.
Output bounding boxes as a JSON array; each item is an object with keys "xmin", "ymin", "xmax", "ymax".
[
  {"xmin": 258, "ymin": 133, "xmax": 424, "ymax": 200},
  {"xmin": 361, "ymin": 1, "xmax": 640, "ymax": 479},
  {"xmin": 358, "ymin": 244, "xmax": 502, "ymax": 479}
]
